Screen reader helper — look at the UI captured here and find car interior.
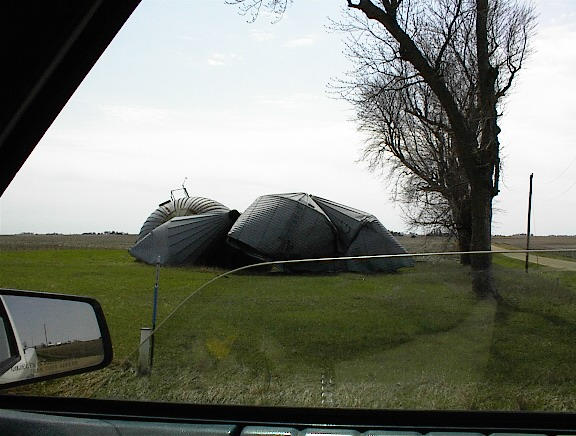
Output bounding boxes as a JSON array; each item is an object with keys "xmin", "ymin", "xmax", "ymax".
[{"xmin": 1, "ymin": 1, "xmax": 575, "ymax": 435}]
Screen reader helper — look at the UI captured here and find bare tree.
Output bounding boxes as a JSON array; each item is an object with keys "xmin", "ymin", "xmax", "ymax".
[
  {"xmin": 352, "ymin": 77, "xmax": 473, "ymax": 264},
  {"xmin": 343, "ymin": 0, "xmax": 534, "ymax": 298},
  {"xmin": 229, "ymin": 0, "xmax": 535, "ymax": 299},
  {"xmin": 225, "ymin": 0, "xmax": 292, "ymax": 21}
]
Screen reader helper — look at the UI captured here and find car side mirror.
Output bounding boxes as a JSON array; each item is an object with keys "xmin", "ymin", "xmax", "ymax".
[{"xmin": 0, "ymin": 289, "xmax": 112, "ymax": 388}]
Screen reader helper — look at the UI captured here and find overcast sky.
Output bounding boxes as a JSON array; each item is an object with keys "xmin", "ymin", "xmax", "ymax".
[
  {"xmin": 3, "ymin": 296, "xmax": 101, "ymax": 346},
  {"xmin": 1, "ymin": 0, "xmax": 575, "ymax": 236}
]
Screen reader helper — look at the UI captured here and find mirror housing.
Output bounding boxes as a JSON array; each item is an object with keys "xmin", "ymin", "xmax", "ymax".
[{"xmin": 0, "ymin": 289, "xmax": 112, "ymax": 388}]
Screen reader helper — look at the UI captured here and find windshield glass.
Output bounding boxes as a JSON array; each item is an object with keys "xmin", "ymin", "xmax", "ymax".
[
  {"xmin": 1, "ymin": 0, "xmax": 576, "ymax": 414},
  {"xmin": 103, "ymin": 250, "xmax": 576, "ymax": 410},
  {"xmin": 1, "ymin": 247, "xmax": 576, "ymax": 410}
]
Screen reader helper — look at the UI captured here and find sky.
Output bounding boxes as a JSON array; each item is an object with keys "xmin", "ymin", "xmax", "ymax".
[
  {"xmin": 1, "ymin": 0, "xmax": 575, "ymax": 236},
  {"xmin": 3, "ymin": 296, "xmax": 101, "ymax": 347}
]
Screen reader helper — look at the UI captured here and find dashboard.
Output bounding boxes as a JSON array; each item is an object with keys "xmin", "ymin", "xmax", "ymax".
[{"xmin": 1, "ymin": 395, "xmax": 576, "ymax": 436}]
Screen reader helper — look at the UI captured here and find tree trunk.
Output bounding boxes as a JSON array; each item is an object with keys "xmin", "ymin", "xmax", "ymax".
[
  {"xmin": 452, "ymin": 200, "xmax": 472, "ymax": 265},
  {"xmin": 469, "ymin": 183, "xmax": 498, "ymax": 299},
  {"xmin": 457, "ymin": 224, "xmax": 472, "ymax": 265}
]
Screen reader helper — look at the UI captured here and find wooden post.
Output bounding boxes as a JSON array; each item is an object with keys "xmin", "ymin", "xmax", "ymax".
[
  {"xmin": 525, "ymin": 173, "xmax": 533, "ymax": 273},
  {"xmin": 137, "ymin": 327, "xmax": 152, "ymax": 376}
]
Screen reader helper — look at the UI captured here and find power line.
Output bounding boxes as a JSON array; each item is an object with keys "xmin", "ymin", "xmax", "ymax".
[
  {"xmin": 543, "ymin": 155, "xmax": 576, "ymax": 185},
  {"xmin": 559, "ymin": 178, "xmax": 576, "ymax": 196}
]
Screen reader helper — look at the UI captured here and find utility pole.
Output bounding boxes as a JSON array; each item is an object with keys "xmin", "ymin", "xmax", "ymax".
[{"xmin": 525, "ymin": 173, "xmax": 533, "ymax": 273}]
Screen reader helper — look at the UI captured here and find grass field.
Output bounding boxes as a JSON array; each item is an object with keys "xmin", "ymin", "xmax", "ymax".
[{"xmin": 0, "ymin": 238, "xmax": 575, "ymax": 411}]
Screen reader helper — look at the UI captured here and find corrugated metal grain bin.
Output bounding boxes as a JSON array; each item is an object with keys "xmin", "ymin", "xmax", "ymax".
[
  {"xmin": 130, "ymin": 210, "xmax": 239, "ymax": 266},
  {"xmin": 227, "ymin": 193, "xmax": 337, "ymax": 262},
  {"xmin": 311, "ymin": 195, "xmax": 413, "ymax": 272},
  {"xmin": 131, "ymin": 192, "xmax": 413, "ymax": 273},
  {"xmin": 137, "ymin": 197, "xmax": 229, "ymax": 242}
]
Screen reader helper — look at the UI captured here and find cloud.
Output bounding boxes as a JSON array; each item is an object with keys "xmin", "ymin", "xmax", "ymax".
[
  {"xmin": 254, "ymin": 93, "xmax": 321, "ymax": 109},
  {"xmin": 207, "ymin": 53, "xmax": 226, "ymax": 66},
  {"xmin": 98, "ymin": 104, "xmax": 171, "ymax": 124},
  {"xmin": 250, "ymin": 29, "xmax": 275, "ymax": 41},
  {"xmin": 283, "ymin": 35, "xmax": 315, "ymax": 48},
  {"xmin": 207, "ymin": 52, "xmax": 242, "ymax": 66}
]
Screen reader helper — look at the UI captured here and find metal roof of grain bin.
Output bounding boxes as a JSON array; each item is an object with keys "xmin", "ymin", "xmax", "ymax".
[
  {"xmin": 310, "ymin": 195, "xmax": 372, "ymax": 250},
  {"xmin": 227, "ymin": 193, "xmax": 337, "ymax": 263},
  {"xmin": 310, "ymin": 195, "xmax": 413, "ymax": 272},
  {"xmin": 137, "ymin": 196, "xmax": 230, "ymax": 242},
  {"xmin": 130, "ymin": 210, "xmax": 240, "ymax": 265},
  {"xmin": 343, "ymin": 217, "xmax": 414, "ymax": 272}
]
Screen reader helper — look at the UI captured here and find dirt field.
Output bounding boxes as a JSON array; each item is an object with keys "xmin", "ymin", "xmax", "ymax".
[
  {"xmin": 492, "ymin": 235, "xmax": 576, "ymax": 250},
  {"xmin": 492, "ymin": 235, "xmax": 576, "ymax": 261},
  {"xmin": 397, "ymin": 235, "xmax": 576, "ymax": 253},
  {"xmin": 0, "ymin": 234, "xmax": 136, "ymax": 250},
  {"xmin": 0, "ymin": 234, "xmax": 456, "ymax": 254},
  {"xmin": 36, "ymin": 355, "xmax": 103, "ymax": 378},
  {"xmin": 36, "ymin": 339, "xmax": 104, "ymax": 361},
  {"xmin": 1, "ymin": 234, "xmax": 573, "ymax": 255},
  {"xmin": 395, "ymin": 235, "xmax": 457, "ymax": 253}
]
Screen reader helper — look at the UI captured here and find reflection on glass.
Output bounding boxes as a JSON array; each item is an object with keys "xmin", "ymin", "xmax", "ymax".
[
  {"xmin": 0, "ymin": 314, "xmax": 12, "ymax": 362},
  {"xmin": 0, "ymin": 295, "xmax": 104, "ymax": 384},
  {"xmin": 117, "ymin": 250, "xmax": 576, "ymax": 411}
]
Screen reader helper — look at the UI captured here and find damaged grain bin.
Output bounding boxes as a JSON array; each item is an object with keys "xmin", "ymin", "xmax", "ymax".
[
  {"xmin": 130, "ymin": 210, "xmax": 240, "ymax": 265},
  {"xmin": 227, "ymin": 193, "xmax": 337, "ymax": 261},
  {"xmin": 130, "ymin": 192, "xmax": 413, "ymax": 272},
  {"xmin": 130, "ymin": 197, "xmax": 244, "ymax": 267},
  {"xmin": 226, "ymin": 193, "xmax": 413, "ymax": 272},
  {"xmin": 310, "ymin": 195, "xmax": 414, "ymax": 272},
  {"xmin": 137, "ymin": 196, "xmax": 230, "ymax": 242}
]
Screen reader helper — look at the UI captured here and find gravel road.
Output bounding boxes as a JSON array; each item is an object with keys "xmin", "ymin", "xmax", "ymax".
[{"xmin": 491, "ymin": 244, "xmax": 576, "ymax": 271}]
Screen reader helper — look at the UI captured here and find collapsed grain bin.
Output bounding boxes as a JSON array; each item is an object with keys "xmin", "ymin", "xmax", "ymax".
[
  {"xmin": 227, "ymin": 193, "xmax": 413, "ymax": 272},
  {"xmin": 310, "ymin": 195, "xmax": 414, "ymax": 272},
  {"xmin": 130, "ymin": 197, "xmax": 248, "ymax": 267},
  {"xmin": 130, "ymin": 210, "xmax": 240, "ymax": 265},
  {"xmin": 130, "ymin": 192, "xmax": 413, "ymax": 272},
  {"xmin": 227, "ymin": 193, "xmax": 337, "ymax": 261},
  {"xmin": 136, "ymin": 196, "xmax": 230, "ymax": 242}
]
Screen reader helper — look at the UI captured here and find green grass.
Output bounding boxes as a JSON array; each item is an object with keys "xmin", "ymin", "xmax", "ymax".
[
  {"xmin": 1, "ymin": 249, "xmax": 576, "ymax": 411},
  {"xmin": 0, "ymin": 249, "xmax": 216, "ymax": 359}
]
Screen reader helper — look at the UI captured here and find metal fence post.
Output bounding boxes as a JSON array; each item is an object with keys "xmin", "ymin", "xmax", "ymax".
[{"xmin": 137, "ymin": 327, "xmax": 153, "ymax": 376}]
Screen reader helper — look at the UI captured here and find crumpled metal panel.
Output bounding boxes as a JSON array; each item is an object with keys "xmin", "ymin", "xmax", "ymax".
[
  {"xmin": 137, "ymin": 197, "xmax": 229, "ymax": 241},
  {"xmin": 227, "ymin": 193, "xmax": 337, "ymax": 262},
  {"xmin": 311, "ymin": 195, "xmax": 413, "ymax": 272},
  {"xmin": 310, "ymin": 195, "xmax": 371, "ymax": 251},
  {"xmin": 130, "ymin": 210, "xmax": 237, "ymax": 265},
  {"xmin": 345, "ymin": 217, "xmax": 414, "ymax": 272}
]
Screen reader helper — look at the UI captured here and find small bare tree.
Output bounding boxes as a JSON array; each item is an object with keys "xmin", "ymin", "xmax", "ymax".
[{"xmin": 229, "ymin": 0, "xmax": 535, "ymax": 299}]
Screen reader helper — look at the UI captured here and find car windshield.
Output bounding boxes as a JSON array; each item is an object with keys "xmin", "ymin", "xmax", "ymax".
[{"xmin": 1, "ymin": 0, "xmax": 576, "ymax": 413}]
